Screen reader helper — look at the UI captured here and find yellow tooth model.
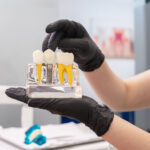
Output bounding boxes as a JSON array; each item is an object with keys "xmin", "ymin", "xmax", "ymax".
[
  {"xmin": 56, "ymin": 52, "xmax": 74, "ymax": 86},
  {"xmin": 33, "ymin": 50, "xmax": 44, "ymax": 84},
  {"xmin": 36, "ymin": 64, "xmax": 42, "ymax": 84}
]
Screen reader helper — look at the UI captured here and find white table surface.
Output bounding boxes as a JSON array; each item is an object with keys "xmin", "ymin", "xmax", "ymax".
[
  {"xmin": 0, "ymin": 139, "xmax": 111, "ymax": 150},
  {"xmin": 0, "ymin": 123, "xmax": 117, "ymax": 150}
]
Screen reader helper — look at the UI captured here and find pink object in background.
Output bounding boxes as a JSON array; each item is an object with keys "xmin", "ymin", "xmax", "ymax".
[{"xmin": 93, "ymin": 28, "xmax": 134, "ymax": 58}]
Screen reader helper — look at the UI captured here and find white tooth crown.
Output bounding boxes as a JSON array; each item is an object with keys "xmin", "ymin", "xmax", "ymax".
[
  {"xmin": 56, "ymin": 52, "xmax": 74, "ymax": 65},
  {"xmin": 33, "ymin": 50, "xmax": 44, "ymax": 64},
  {"xmin": 33, "ymin": 50, "xmax": 74, "ymax": 65},
  {"xmin": 44, "ymin": 49, "xmax": 55, "ymax": 64}
]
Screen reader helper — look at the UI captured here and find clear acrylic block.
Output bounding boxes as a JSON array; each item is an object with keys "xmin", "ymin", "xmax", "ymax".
[{"xmin": 26, "ymin": 64, "xmax": 82, "ymax": 98}]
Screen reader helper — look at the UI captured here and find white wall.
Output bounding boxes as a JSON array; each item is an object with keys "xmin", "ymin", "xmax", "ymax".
[
  {"xmin": 58, "ymin": 0, "xmax": 134, "ymax": 33},
  {"xmin": 0, "ymin": 0, "xmax": 60, "ymax": 127},
  {"xmin": 0, "ymin": 0, "xmax": 59, "ymax": 86}
]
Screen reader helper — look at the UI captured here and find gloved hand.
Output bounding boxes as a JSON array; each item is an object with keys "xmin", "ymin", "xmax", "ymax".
[
  {"xmin": 42, "ymin": 19, "xmax": 105, "ymax": 72},
  {"xmin": 5, "ymin": 87, "xmax": 114, "ymax": 136}
]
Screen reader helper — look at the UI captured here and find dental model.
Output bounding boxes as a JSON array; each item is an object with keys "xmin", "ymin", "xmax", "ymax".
[
  {"xmin": 28, "ymin": 49, "xmax": 82, "ymax": 98},
  {"xmin": 33, "ymin": 50, "xmax": 44, "ymax": 84},
  {"xmin": 56, "ymin": 52, "xmax": 74, "ymax": 86},
  {"xmin": 24, "ymin": 124, "xmax": 46, "ymax": 145}
]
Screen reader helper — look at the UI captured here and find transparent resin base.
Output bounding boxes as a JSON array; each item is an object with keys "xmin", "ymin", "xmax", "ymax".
[{"xmin": 26, "ymin": 64, "xmax": 82, "ymax": 98}]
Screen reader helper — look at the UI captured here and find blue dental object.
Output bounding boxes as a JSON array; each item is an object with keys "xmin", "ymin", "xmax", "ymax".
[{"xmin": 24, "ymin": 124, "xmax": 46, "ymax": 146}]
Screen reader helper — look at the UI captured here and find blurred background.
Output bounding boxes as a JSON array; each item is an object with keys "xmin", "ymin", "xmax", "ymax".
[{"xmin": 0, "ymin": 0, "xmax": 150, "ymax": 133}]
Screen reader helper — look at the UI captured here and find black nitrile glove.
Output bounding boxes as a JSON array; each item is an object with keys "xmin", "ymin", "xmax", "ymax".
[
  {"xmin": 5, "ymin": 87, "xmax": 114, "ymax": 136},
  {"xmin": 42, "ymin": 19, "xmax": 105, "ymax": 72}
]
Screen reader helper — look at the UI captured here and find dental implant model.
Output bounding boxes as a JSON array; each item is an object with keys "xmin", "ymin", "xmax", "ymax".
[{"xmin": 26, "ymin": 49, "xmax": 82, "ymax": 98}]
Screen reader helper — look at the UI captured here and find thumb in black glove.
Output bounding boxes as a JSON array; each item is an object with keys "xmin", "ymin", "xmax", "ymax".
[
  {"xmin": 42, "ymin": 19, "xmax": 105, "ymax": 72},
  {"xmin": 5, "ymin": 87, "xmax": 114, "ymax": 136}
]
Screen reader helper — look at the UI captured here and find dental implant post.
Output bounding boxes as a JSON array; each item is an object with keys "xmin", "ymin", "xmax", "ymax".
[{"xmin": 43, "ymin": 49, "xmax": 55, "ymax": 84}]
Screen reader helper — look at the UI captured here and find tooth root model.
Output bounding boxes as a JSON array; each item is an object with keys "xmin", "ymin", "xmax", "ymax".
[
  {"xmin": 44, "ymin": 49, "xmax": 55, "ymax": 84},
  {"xmin": 57, "ymin": 64, "xmax": 73, "ymax": 85},
  {"xmin": 57, "ymin": 64, "xmax": 65, "ymax": 85},
  {"xmin": 33, "ymin": 50, "xmax": 44, "ymax": 84},
  {"xmin": 36, "ymin": 64, "xmax": 42, "ymax": 84},
  {"xmin": 56, "ymin": 52, "xmax": 74, "ymax": 86},
  {"xmin": 66, "ymin": 64, "xmax": 73, "ymax": 86}
]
